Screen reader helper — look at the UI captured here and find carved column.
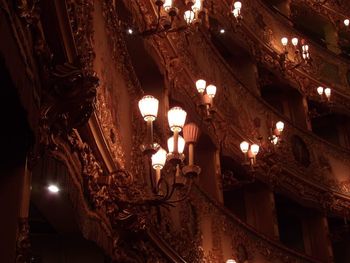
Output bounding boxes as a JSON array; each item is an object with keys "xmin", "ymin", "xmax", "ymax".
[{"xmin": 16, "ymin": 157, "xmax": 32, "ymax": 263}]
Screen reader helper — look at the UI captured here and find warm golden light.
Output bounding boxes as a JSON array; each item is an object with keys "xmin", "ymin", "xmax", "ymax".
[
  {"xmin": 276, "ymin": 121, "xmax": 284, "ymax": 133},
  {"xmin": 251, "ymin": 144, "xmax": 260, "ymax": 156},
  {"xmin": 196, "ymin": 79, "xmax": 206, "ymax": 93},
  {"xmin": 192, "ymin": 0, "xmax": 202, "ymax": 12},
  {"xmin": 184, "ymin": 10, "xmax": 195, "ymax": 25},
  {"xmin": 206, "ymin": 84, "xmax": 217, "ymax": 98},
  {"xmin": 164, "ymin": 0, "xmax": 173, "ymax": 11},
  {"xmin": 168, "ymin": 107, "xmax": 187, "ymax": 131},
  {"xmin": 281, "ymin": 37, "xmax": 288, "ymax": 46},
  {"xmin": 152, "ymin": 148, "xmax": 167, "ymax": 169},
  {"xmin": 168, "ymin": 135, "xmax": 185, "ymax": 154},
  {"xmin": 324, "ymin": 88, "xmax": 331, "ymax": 99},
  {"xmin": 138, "ymin": 95, "xmax": 159, "ymax": 121},
  {"xmin": 291, "ymin": 37, "xmax": 298, "ymax": 46},
  {"xmin": 240, "ymin": 141, "xmax": 249, "ymax": 153},
  {"xmin": 344, "ymin": 19, "xmax": 350, "ymax": 27},
  {"xmin": 317, "ymin": 86, "xmax": 324, "ymax": 95}
]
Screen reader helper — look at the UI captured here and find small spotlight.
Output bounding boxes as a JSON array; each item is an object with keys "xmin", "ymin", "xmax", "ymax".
[
  {"xmin": 220, "ymin": 28, "xmax": 225, "ymax": 34},
  {"xmin": 48, "ymin": 184, "xmax": 60, "ymax": 193},
  {"xmin": 127, "ymin": 28, "xmax": 133, "ymax": 34}
]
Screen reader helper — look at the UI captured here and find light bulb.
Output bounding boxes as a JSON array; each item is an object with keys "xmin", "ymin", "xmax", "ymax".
[
  {"xmin": 271, "ymin": 135, "xmax": 279, "ymax": 145},
  {"xmin": 291, "ymin": 37, "xmax": 298, "ymax": 46},
  {"xmin": 206, "ymin": 84, "xmax": 217, "ymax": 98},
  {"xmin": 281, "ymin": 37, "xmax": 288, "ymax": 46},
  {"xmin": 48, "ymin": 184, "xmax": 60, "ymax": 193},
  {"xmin": 324, "ymin": 88, "xmax": 331, "ymax": 99},
  {"xmin": 232, "ymin": 8, "xmax": 239, "ymax": 18},
  {"xmin": 168, "ymin": 107, "xmax": 187, "ymax": 132},
  {"xmin": 234, "ymin": 1, "xmax": 242, "ymax": 10},
  {"xmin": 138, "ymin": 95, "xmax": 159, "ymax": 121},
  {"xmin": 344, "ymin": 19, "xmax": 350, "ymax": 27},
  {"xmin": 240, "ymin": 141, "xmax": 249, "ymax": 153},
  {"xmin": 184, "ymin": 10, "xmax": 195, "ymax": 25},
  {"xmin": 152, "ymin": 147, "xmax": 167, "ymax": 170},
  {"xmin": 302, "ymin": 44, "xmax": 309, "ymax": 52},
  {"xmin": 164, "ymin": 0, "xmax": 173, "ymax": 11},
  {"xmin": 276, "ymin": 121, "xmax": 285, "ymax": 133},
  {"xmin": 196, "ymin": 79, "xmax": 206, "ymax": 93},
  {"xmin": 251, "ymin": 144, "xmax": 259, "ymax": 156},
  {"xmin": 317, "ymin": 86, "xmax": 324, "ymax": 95},
  {"xmin": 192, "ymin": 0, "xmax": 202, "ymax": 12},
  {"xmin": 167, "ymin": 135, "xmax": 186, "ymax": 154}
]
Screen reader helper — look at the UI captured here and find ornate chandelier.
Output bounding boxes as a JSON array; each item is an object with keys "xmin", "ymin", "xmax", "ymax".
[
  {"xmin": 280, "ymin": 37, "xmax": 311, "ymax": 70},
  {"xmin": 138, "ymin": 95, "xmax": 201, "ymax": 205}
]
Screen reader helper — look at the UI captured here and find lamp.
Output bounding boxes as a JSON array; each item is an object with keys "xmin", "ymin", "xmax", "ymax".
[
  {"xmin": 281, "ymin": 37, "xmax": 288, "ymax": 47},
  {"xmin": 139, "ymin": 95, "xmax": 159, "ymax": 154},
  {"xmin": 232, "ymin": 1, "xmax": 242, "ymax": 20},
  {"xmin": 137, "ymin": 96, "xmax": 201, "ymax": 205},
  {"xmin": 344, "ymin": 19, "xmax": 349, "ymax": 27},
  {"xmin": 279, "ymin": 36, "xmax": 310, "ymax": 70},
  {"xmin": 195, "ymin": 79, "xmax": 218, "ymax": 119},
  {"xmin": 226, "ymin": 260, "xmax": 237, "ymax": 263},
  {"xmin": 324, "ymin": 88, "xmax": 331, "ymax": 101},
  {"xmin": 184, "ymin": 10, "xmax": 195, "ymax": 25},
  {"xmin": 316, "ymin": 86, "xmax": 331, "ymax": 102},
  {"xmin": 317, "ymin": 86, "xmax": 324, "ymax": 96},
  {"xmin": 291, "ymin": 37, "xmax": 298, "ymax": 47}
]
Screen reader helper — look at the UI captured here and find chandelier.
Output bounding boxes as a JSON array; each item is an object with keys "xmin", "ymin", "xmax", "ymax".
[
  {"xmin": 195, "ymin": 79, "xmax": 217, "ymax": 120},
  {"xmin": 138, "ymin": 95, "xmax": 201, "ymax": 206},
  {"xmin": 240, "ymin": 121, "xmax": 285, "ymax": 167},
  {"xmin": 280, "ymin": 37, "xmax": 310, "ymax": 70}
]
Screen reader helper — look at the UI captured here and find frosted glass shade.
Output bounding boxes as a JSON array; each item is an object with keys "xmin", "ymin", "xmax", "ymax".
[
  {"xmin": 276, "ymin": 121, "xmax": 284, "ymax": 133},
  {"xmin": 281, "ymin": 37, "xmax": 288, "ymax": 46},
  {"xmin": 183, "ymin": 123, "xmax": 200, "ymax": 143},
  {"xmin": 206, "ymin": 85, "xmax": 217, "ymax": 98},
  {"xmin": 168, "ymin": 107, "xmax": 187, "ymax": 131},
  {"xmin": 168, "ymin": 135, "xmax": 185, "ymax": 154},
  {"xmin": 317, "ymin": 86, "xmax": 324, "ymax": 95},
  {"xmin": 184, "ymin": 10, "xmax": 195, "ymax": 25},
  {"xmin": 232, "ymin": 8, "xmax": 239, "ymax": 18},
  {"xmin": 138, "ymin": 95, "xmax": 159, "ymax": 121},
  {"xmin": 152, "ymin": 148, "xmax": 167, "ymax": 169},
  {"xmin": 302, "ymin": 44, "xmax": 309, "ymax": 52},
  {"xmin": 196, "ymin": 79, "xmax": 206, "ymax": 93},
  {"xmin": 324, "ymin": 88, "xmax": 331, "ymax": 98},
  {"xmin": 251, "ymin": 144, "xmax": 259, "ymax": 155},
  {"xmin": 240, "ymin": 141, "xmax": 249, "ymax": 153},
  {"xmin": 344, "ymin": 19, "xmax": 349, "ymax": 26},
  {"xmin": 292, "ymin": 37, "xmax": 298, "ymax": 46},
  {"xmin": 164, "ymin": 0, "xmax": 173, "ymax": 11},
  {"xmin": 192, "ymin": 0, "xmax": 202, "ymax": 11},
  {"xmin": 234, "ymin": 1, "xmax": 242, "ymax": 10}
]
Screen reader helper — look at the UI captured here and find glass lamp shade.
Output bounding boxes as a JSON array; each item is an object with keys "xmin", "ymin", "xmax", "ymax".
[
  {"xmin": 251, "ymin": 144, "xmax": 260, "ymax": 156},
  {"xmin": 226, "ymin": 260, "xmax": 237, "ymax": 263},
  {"xmin": 302, "ymin": 44, "xmax": 309, "ymax": 52},
  {"xmin": 138, "ymin": 95, "xmax": 159, "ymax": 121},
  {"xmin": 152, "ymin": 148, "xmax": 167, "ymax": 169},
  {"xmin": 183, "ymin": 123, "xmax": 200, "ymax": 143},
  {"xmin": 168, "ymin": 135, "xmax": 185, "ymax": 154},
  {"xmin": 271, "ymin": 135, "xmax": 279, "ymax": 145},
  {"xmin": 324, "ymin": 88, "xmax": 331, "ymax": 98},
  {"xmin": 192, "ymin": 0, "xmax": 202, "ymax": 12},
  {"xmin": 196, "ymin": 79, "xmax": 206, "ymax": 93},
  {"xmin": 281, "ymin": 37, "xmax": 288, "ymax": 46},
  {"xmin": 164, "ymin": 0, "xmax": 173, "ymax": 11},
  {"xmin": 291, "ymin": 37, "xmax": 298, "ymax": 46},
  {"xmin": 344, "ymin": 19, "xmax": 350, "ymax": 26},
  {"xmin": 168, "ymin": 107, "xmax": 187, "ymax": 131},
  {"xmin": 233, "ymin": 1, "xmax": 242, "ymax": 10},
  {"xmin": 184, "ymin": 10, "xmax": 195, "ymax": 24},
  {"xmin": 206, "ymin": 85, "xmax": 217, "ymax": 98},
  {"xmin": 317, "ymin": 86, "xmax": 324, "ymax": 95},
  {"xmin": 240, "ymin": 141, "xmax": 249, "ymax": 153},
  {"xmin": 276, "ymin": 121, "xmax": 284, "ymax": 133}
]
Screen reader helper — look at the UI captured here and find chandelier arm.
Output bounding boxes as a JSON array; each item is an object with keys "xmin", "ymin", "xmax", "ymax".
[{"xmin": 164, "ymin": 180, "xmax": 193, "ymax": 204}]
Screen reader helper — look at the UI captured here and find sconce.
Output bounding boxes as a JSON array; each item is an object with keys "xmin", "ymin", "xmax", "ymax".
[
  {"xmin": 316, "ymin": 86, "xmax": 331, "ymax": 102},
  {"xmin": 142, "ymin": 0, "xmax": 208, "ymax": 35},
  {"xmin": 280, "ymin": 37, "xmax": 310, "ymax": 70},
  {"xmin": 240, "ymin": 121, "xmax": 285, "ymax": 167},
  {"xmin": 139, "ymin": 95, "xmax": 201, "ymax": 205},
  {"xmin": 196, "ymin": 79, "xmax": 217, "ymax": 120},
  {"xmin": 232, "ymin": 1, "xmax": 243, "ymax": 21}
]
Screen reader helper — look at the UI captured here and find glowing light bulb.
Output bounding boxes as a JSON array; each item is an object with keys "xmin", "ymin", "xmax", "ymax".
[
  {"xmin": 281, "ymin": 37, "xmax": 288, "ymax": 46},
  {"xmin": 344, "ymin": 19, "xmax": 350, "ymax": 27},
  {"xmin": 276, "ymin": 121, "xmax": 285, "ymax": 133},
  {"xmin": 240, "ymin": 141, "xmax": 249, "ymax": 153},
  {"xmin": 48, "ymin": 184, "xmax": 60, "ymax": 193},
  {"xmin": 196, "ymin": 79, "xmax": 206, "ymax": 93},
  {"xmin": 291, "ymin": 37, "xmax": 298, "ymax": 46},
  {"xmin": 317, "ymin": 86, "xmax": 324, "ymax": 95}
]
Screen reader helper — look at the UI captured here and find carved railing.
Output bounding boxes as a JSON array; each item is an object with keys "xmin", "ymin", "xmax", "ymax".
[
  {"xmin": 211, "ymin": 0, "xmax": 350, "ymax": 112},
  {"xmin": 191, "ymin": 184, "xmax": 322, "ymax": 263}
]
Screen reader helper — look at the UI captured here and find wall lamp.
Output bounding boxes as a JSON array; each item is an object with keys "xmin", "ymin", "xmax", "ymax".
[
  {"xmin": 196, "ymin": 79, "xmax": 217, "ymax": 120},
  {"xmin": 139, "ymin": 95, "xmax": 201, "ymax": 205},
  {"xmin": 316, "ymin": 86, "xmax": 331, "ymax": 102},
  {"xmin": 232, "ymin": 1, "xmax": 243, "ymax": 21},
  {"xmin": 280, "ymin": 37, "xmax": 310, "ymax": 70}
]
